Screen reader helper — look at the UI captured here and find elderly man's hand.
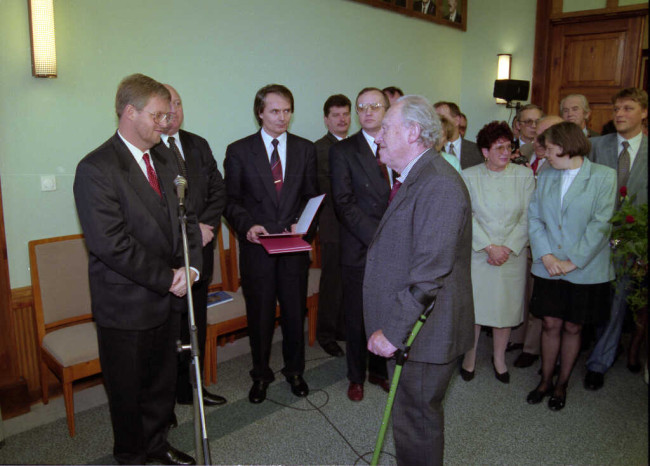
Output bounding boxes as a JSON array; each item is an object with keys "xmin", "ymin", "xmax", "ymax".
[{"xmin": 368, "ymin": 330, "xmax": 398, "ymax": 358}]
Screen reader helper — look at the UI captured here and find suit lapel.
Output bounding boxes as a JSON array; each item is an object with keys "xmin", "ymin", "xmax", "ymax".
[
  {"xmin": 179, "ymin": 130, "xmax": 199, "ymax": 181},
  {"xmin": 560, "ymin": 158, "xmax": 590, "ymax": 214},
  {"xmin": 112, "ymin": 136, "xmax": 174, "ymax": 250},
  {"xmin": 544, "ymin": 169, "xmax": 562, "ymax": 217},
  {"xmin": 250, "ymin": 131, "xmax": 279, "ymax": 206},
  {"xmin": 628, "ymin": 134, "xmax": 648, "ymax": 199},
  {"xmin": 355, "ymin": 132, "xmax": 387, "ymax": 195},
  {"xmin": 281, "ymin": 133, "xmax": 301, "ymax": 205}
]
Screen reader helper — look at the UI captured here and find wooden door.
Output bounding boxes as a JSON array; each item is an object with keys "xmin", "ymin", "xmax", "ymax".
[{"xmin": 546, "ymin": 15, "xmax": 645, "ymax": 134}]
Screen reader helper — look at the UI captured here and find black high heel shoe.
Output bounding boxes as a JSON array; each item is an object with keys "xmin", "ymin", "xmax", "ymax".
[
  {"xmin": 460, "ymin": 367, "xmax": 475, "ymax": 381},
  {"xmin": 492, "ymin": 358, "xmax": 510, "ymax": 384},
  {"xmin": 548, "ymin": 383, "xmax": 567, "ymax": 411},
  {"xmin": 526, "ymin": 383, "xmax": 553, "ymax": 404}
]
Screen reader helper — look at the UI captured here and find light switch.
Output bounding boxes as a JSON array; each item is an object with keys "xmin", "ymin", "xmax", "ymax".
[{"xmin": 41, "ymin": 175, "xmax": 56, "ymax": 191}]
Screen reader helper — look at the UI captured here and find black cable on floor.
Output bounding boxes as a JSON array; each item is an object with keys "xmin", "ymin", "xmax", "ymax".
[{"xmin": 267, "ymin": 356, "xmax": 397, "ymax": 465}]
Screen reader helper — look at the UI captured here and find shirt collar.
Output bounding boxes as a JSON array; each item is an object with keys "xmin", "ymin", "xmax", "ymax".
[
  {"xmin": 261, "ymin": 128, "xmax": 287, "ymax": 148},
  {"xmin": 397, "ymin": 149, "xmax": 428, "ymax": 183},
  {"xmin": 160, "ymin": 132, "xmax": 179, "ymax": 147},
  {"xmin": 361, "ymin": 129, "xmax": 378, "ymax": 155},
  {"xmin": 117, "ymin": 130, "xmax": 147, "ymax": 161}
]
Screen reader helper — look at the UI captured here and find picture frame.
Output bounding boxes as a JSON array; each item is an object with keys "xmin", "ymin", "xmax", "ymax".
[{"xmin": 349, "ymin": 0, "xmax": 467, "ymax": 31}]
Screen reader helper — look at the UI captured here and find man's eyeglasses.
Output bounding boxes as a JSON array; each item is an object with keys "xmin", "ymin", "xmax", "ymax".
[
  {"xmin": 357, "ymin": 103, "xmax": 385, "ymax": 113},
  {"xmin": 145, "ymin": 111, "xmax": 174, "ymax": 125},
  {"xmin": 520, "ymin": 119, "xmax": 539, "ymax": 127}
]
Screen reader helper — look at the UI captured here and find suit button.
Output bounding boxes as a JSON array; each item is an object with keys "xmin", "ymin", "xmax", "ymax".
[
  {"xmin": 557, "ymin": 245, "xmax": 562, "ymax": 249},
  {"xmin": 558, "ymin": 225, "xmax": 562, "ymax": 230}
]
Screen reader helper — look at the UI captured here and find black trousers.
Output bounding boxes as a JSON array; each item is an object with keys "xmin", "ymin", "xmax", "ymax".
[
  {"xmin": 97, "ymin": 314, "xmax": 180, "ymax": 465},
  {"xmin": 240, "ymin": 244, "xmax": 309, "ymax": 382},
  {"xmin": 176, "ymin": 278, "xmax": 208, "ymax": 402},
  {"xmin": 342, "ymin": 265, "xmax": 387, "ymax": 384},
  {"xmin": 316, "ymin": 241, "xmax": 345, "ymax": 345}
]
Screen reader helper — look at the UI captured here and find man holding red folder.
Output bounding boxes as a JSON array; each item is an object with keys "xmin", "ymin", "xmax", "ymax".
[{"xmin": 224, "ymin": 84, "xmax": 318, "ymax": 403}]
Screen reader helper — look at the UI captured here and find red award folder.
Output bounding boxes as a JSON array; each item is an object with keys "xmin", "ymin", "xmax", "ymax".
[{"xmin": 258, "ymin": 194, "xmax": 325, "ymax": 255}]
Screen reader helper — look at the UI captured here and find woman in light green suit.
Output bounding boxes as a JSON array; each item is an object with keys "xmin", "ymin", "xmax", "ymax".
[{"xmin": 526, "ymin": 122, "xmax": 616, "ymax": 411}]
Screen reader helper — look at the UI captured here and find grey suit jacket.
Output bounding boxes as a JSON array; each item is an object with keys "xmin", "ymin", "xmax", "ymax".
[
  {"xmin": 588, "ymin": 133, "xmax": 648, "ymax": 206},
  {"xmin": 529, "ymin": 158, "xmax": 616, "ymax": 284},
  {"xmin": 363, "ymin": 150, "xmax": 475, "ymax": 364},
  {"xmin": 460, "ymin": 138, "xmax": 484, "ymax": 170}
]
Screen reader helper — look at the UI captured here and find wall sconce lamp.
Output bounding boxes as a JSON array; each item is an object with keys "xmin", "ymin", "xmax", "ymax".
[
  {"xmin": 28, "ymin": 0, "xmax": 57, "ymax": 78},
  {"xmin": 495, "ymin": 54, "xmax": 511, "ymax": 104}
]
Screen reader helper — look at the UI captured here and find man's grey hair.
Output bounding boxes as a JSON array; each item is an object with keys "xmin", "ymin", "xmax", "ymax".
[
  {"xmin": 396, "ymin": 95, "xmax": 441, "ymax": 148},
  {"xmin": 560, "ymin": 93, "xmax": 591, "ymax": 114}
]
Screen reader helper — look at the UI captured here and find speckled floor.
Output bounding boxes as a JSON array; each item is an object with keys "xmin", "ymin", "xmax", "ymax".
[{"xmin": 0, "ymin": 330, "xmax": 647, "ymax": 465}]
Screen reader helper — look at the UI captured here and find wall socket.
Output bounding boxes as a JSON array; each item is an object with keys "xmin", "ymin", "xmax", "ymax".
[{"xmin": 41, "ymin": 175, "xmax": 56, "ymax": 192}]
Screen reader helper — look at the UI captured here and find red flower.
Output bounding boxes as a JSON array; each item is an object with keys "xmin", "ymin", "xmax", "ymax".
[
  {"xmin": 620, "ymin": 186, "xmax": 628, "ymax": 198},
  {"xmin": 626, "ymin": 215, "xmax": 635, "ymax": 224}
]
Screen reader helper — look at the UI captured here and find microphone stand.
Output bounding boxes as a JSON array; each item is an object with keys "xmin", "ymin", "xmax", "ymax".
[{"xmin": 175, "ymin": 176, "xmax": 212, "ymax": 465}]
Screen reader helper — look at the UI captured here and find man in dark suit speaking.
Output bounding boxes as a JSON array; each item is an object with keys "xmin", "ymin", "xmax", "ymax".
[
  {"xmin": 224, "ymin": 84, "xmax": 318, "ymax": 404},
  {"xmin": 159, "ymin": 84, "xmax": 228, "ymax": 411},
  {"xmin": 74, "ymin": 74, "xmax": 201, "ymax": 465},
  {"xmin": 364, "ymin": 95, "xmax": 474, "ymax": 466}
]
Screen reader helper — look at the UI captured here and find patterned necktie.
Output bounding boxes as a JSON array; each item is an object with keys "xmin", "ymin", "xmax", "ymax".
[
  {"xmin": 143, "ymin": 152, "xmax": 162, "ymax": 197},
  {"xmin": 168, "ymin": 136, "xmax": 187, "ymax": 180},
  {"xmin": 617, "ymin": 141, "xmax": 631, "ymax": 192},
  {"xmin": 448, "ymin": 143, "xmax": 457, "ymax": 157},
  {"xmin": 270, "ymin": 139, "xmax": 283, "ymax": 196},
  {"xmin": 375, "ymin": 145, "xmax": 390, "ymax": 187},
  {"xmin": 388, "ymin": 180, "xmax": 402, "ymax": 205}
]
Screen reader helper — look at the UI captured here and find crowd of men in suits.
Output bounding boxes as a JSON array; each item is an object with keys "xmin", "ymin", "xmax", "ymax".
[{"xmin": 73, "ymin": 72, "xmax": 647, "ymax": 465}]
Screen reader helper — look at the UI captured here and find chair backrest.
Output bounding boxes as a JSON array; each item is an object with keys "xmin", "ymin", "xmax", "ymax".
[
  {"xmin": 209, "ymin": 225, "xmax": 225, "ymax": 290},
  {"xmin": 29, "ymin": 234, "xmax": 92, "ymax": 343}
]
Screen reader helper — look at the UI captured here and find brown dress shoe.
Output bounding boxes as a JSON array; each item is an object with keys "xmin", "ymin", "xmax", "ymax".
[
  {"xmin": 347, "ymin": 383, "xmax": 364, "ymax": 401},
  {"xmin": 368, "ymin": 374, "xmax": 390, "ymax": 392}
]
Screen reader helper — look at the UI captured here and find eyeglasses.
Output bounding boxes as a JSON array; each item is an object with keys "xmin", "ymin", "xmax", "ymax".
[
  {"xmin": 520, "ymin": 119, "xmax": 539, "ymax": 127},
  {"xmin": 357, "ymin": 103, "xmax": 385, "ymax": 113},
  {"xmin": 145, "ymin": 111, "xmax": 174, "ymax": 125}
]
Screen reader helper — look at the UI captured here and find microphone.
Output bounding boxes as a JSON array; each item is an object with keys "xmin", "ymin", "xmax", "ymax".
[{"xmin": 174, "ymin": 175, "xmax": 187, "ymax": 205}]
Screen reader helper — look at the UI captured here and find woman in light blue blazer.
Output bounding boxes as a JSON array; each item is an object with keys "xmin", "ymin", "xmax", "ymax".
[{"xmin": 526, "ymin": 122, "xmax": 616, "ymax": 411}]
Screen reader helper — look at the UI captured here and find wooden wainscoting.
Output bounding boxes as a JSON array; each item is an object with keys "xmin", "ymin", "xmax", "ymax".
[{"xmin": 10, "ymin": 287, "xmax": 41, "ymax": 397}]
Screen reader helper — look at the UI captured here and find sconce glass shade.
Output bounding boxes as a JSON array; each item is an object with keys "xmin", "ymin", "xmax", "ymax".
[
  {"xmin": 496, "ymin": 54, "xmax": 511, "ymax": 104},
  {"xmin": 28, "ymin": 0, "xmax": 57, "ymax": 78}
]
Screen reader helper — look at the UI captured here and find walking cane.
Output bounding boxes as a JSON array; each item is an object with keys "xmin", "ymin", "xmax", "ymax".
[
  {"xmin": 175, "ymin": 176, "xmax": 212, "ymax": 465},
  {"xmin": 370, "ymin": 293, "xmax": 437, "ymax": 466}
]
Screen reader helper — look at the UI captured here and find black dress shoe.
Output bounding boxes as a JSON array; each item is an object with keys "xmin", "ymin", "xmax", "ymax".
[
  {"xmin": 526, "ymin": 383, "xmax": 553, "ymax": 404},
  {"xmin": 506, "ymin": 342, "xmax": 523, "ymax": 353},
  {"xmin": 368, "ymin": 374, "xmax": 390, "ymax": 392},
  {"xmin": 248, "ymin": 381, "xmax": 269, "ymax": 404},
  {"xmin": 492, "ymin": 359, "xmax": 510, "ymax": 384},
  {"xmin": 147, "ymin": 444, "xmax": 196, "ymax": 465},
  {"xmin": 584, "ymin": 370, "xmax": 604, "ymax": 390},
  {"xmin": 460, "ymin": 367, "xmax": 475, "ymax": 381},
  {"xmin": 514, "ymin": 352, "xmax": 539, "ymax": 368},
  {"xmin": 627, "ymin": 362, "xmax": 642, "ymax": 374},
  {"xmin": 202, "ymin": 387, "xmax": 227, "ymax": 406},
  {"xmin": 321, "ymin": 341, "xmax": 344, "ymax": 357},
  {"xmin": 286, "ymin": 375, "xmax": 309, "ymax": 397},
  {"xmin": 548, "ymin": 384, "xmax": 567, "ymax": 411}
]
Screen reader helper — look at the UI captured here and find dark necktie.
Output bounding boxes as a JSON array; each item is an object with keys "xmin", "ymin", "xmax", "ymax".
[
  {"xmin": 270, "ymin": 139, "xmax": 283, "ymax": 196},
  {"xmin": 375, "ymin": 145, "xmax": 390, "ymax": 187},
  {"xmin": 143, "ymin": 152, "xmax": 162, "ymax": 198},
  {"xmin": 168, "ymin": 136, "xmax": 187, "ymax": 180},
  {"xmin": 388, "ymin": 180, "xmax": 402, "ymax": 204}
]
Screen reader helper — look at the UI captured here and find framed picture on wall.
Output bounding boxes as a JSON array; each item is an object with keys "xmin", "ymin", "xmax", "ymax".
[{"xmin": 349, "ymin": 0, "xmax": 467, "ymax": 31}]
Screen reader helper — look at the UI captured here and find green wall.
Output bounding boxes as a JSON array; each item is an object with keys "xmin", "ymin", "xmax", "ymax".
[{"xmin": 0, "ymin": 0, "xmax": 536, "ymax": 288}]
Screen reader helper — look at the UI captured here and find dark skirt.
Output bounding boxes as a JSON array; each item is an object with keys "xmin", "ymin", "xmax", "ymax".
[{"xmin": 530, "ymin": 276, "xmax": 611, "ymax": 325}]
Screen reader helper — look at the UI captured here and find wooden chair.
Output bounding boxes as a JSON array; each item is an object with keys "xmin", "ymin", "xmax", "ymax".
[{"xmin": 29, "ymin": 234, "xmax": 101, "ymax": 437}]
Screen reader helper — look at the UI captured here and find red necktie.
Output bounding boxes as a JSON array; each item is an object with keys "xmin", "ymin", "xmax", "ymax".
[
  {"xmin": 270, "ymin": 139, "xmax": 283, "ymax": 196},
  {"xmin": 143, "ymin": 152, "xmax": 162, "ymax": 197},
  {"xmin": 388, "ymin": 180, "xmax": 402, "ymax": 204},
  {"xmin": 376, "ymin": 146, "xmax": 390, "ymax": 187},
  {"xmin": 531, "ymin": 157, "xmax": 539, "ymax": 174}
]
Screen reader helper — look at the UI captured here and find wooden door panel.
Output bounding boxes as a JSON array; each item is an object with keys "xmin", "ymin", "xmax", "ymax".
[
  {"xmin": 546, "ymin": 15, "xmax": 644, "ymax": 131},
  {"xmin": 563, "ymin": 32, "xmax": 625, "ymax": 86}
]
